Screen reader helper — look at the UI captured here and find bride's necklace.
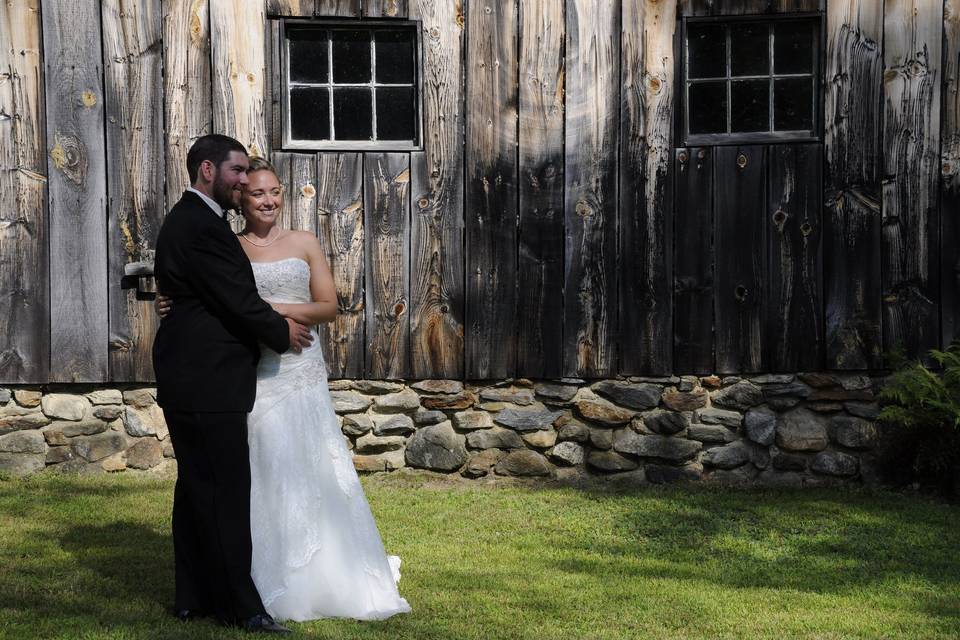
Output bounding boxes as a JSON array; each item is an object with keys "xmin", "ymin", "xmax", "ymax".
[{"xmin": 241, "ymin": 227, "xmax": 283, "ymax": 247}]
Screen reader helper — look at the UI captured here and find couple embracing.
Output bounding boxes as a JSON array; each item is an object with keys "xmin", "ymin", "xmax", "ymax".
[{"xmin": 152, "ymin": 134, "xmax": 410, "ymax": 633}]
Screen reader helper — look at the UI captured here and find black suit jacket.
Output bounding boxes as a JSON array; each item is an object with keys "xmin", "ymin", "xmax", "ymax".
[{"xmin": 152, "ymin": 191, "xmax": 290, "ymax": 412}]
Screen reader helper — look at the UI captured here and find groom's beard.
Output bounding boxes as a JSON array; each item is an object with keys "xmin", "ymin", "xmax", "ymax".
[{"xmin": 211, "ymin": 173, "xmax": 241, "ymax": 211}]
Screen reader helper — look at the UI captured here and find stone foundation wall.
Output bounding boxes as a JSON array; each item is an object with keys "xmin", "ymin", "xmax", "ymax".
[{"xmin": 0, "ymin": 373, "xmax": 885, "ymax": 485}]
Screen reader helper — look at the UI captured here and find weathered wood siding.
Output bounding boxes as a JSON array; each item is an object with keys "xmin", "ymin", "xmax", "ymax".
[{"xmin": 4, "ymin": 0, "xmax": 958, "ymax": 385}]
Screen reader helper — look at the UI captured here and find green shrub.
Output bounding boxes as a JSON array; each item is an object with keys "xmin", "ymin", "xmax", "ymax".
[{"xmin": 877, "ymin": 343, "xmax": 960, "ymax": 496}]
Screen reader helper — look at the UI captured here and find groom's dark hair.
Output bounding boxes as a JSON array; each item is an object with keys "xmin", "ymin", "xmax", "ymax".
[{"xmin": 186, "ymin": 134, "xmax": 248, "ymax": 183}]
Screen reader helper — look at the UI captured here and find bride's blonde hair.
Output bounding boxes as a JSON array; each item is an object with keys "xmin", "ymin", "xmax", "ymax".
[{"xmin": 247, "ymin": 156, "xmax": 279, "ymax": 176}]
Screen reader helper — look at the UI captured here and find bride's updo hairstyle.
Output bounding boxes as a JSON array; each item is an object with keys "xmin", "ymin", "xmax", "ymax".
[{"xmin": 247, "ymin": 156, "xmax": 279, "ymax": 177}]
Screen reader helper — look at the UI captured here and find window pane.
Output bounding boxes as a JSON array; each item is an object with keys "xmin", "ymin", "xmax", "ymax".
[
  {"xmin": 290, "ymin": 87, "xmax": 330, "ymax": 140},
  {"xmin": 687, "ymin": 24, "xmax": 726, "ymax": 79},
  {"xmin": 730, "ymin": 23, "xmax": 769, "ymax": 76},
  {"xmin": 333, "ymin": 88, "xmax": 373, "ymax": 140},
  {"xmin": 731, "ymin": 79, "xmax": 769, "ymax": 132},
  {"xmin": 774, "ymin": 77, "xmax": 813, "ymax": 131},
  {"xmin": 688, "ymin": 81, "xmax": 727, "ymax": 134},
  {"xmin": 375, "ymin": 30, "xmax": 415, "ymax": 84},
  {"xmin": 332, "ymin": 30, "xmax": 371, "ymax": 83},
  {"xmin": 774, "ymin": 22, "xmax": 813, "ymax": 74},
  {"xmin": 377, "ymin": 87, "xmax": 415, "ymax": 140},
  {"xmin": 288, "ymin": 30, "xmax": 328, "ymax": 84}
]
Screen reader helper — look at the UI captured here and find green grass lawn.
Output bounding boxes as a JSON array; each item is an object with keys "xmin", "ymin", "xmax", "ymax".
[{"xmin": 0, "ymin": 471, "xmax": 958, "ymax": 640}]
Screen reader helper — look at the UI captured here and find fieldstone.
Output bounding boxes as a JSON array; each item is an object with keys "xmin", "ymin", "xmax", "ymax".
[
  {"xmin": 13, "ymin": 390, "xmax": 42, "ymax": 407},
  {"xmin": 412, "ymin": 380, "xmax": 464, "ymax": 395},
  {"xmin": 41, "ymin": 394, "xmax": 87, "ymax": 421},
  {"xmin": 767, "ymin": 397, "xmax": 802, "ymax": 411},
  {"xmin": 126, "ymin": 438, "xmax": 164, "ymax": 470},
  {"xmin": 642, "ymin": 409, "xmax": 689, "ymax": 436},
  {"xmin": 0, "ymin": 452, "xmax": 45, "ymax": 477},
  {"xmin": 462, "ymin": 449, "xmax": 506, "ymax": 478},
  {"xmin": 762, "ymin": 382, "xmax": 812, "ymax": 399},
  {"xmin": 838, "ymin": 374, "xmax": 872, "ymax": 391},
  {"xmin": 41, "ymin": 418, "xmax": 109, "ymax": 445},
  {"xmin": 352, "ymin": 380, "xmax": 405, "ymax": 395},
  {"xmin": 480, "ymin": 387, "xmax": 535, "ymax": 405},
  {"xmin": 477, "ymin": 401, "xmax": 508, "ymax": 412},
  {"xmin": 353, "ymin": 451, "xmax": 406, "ymax": 472},
  {"xmin": 844, "ymin": 402, "xmax": 881, "ymax": 420},
  {"xmin": 453, "ymin": 410, "xmax": 495, "ymax": 431},
  {"xmin": 591, "ymin": 381, "xmax": 662, "ymax": 411},
  {"xmin": 811, "ymin": 451, "xmax": 859, "ymax": 477},
  {"xmin": 749, "ymin": 374, "xmax": 796, "ymax": 385},
  {"xmin": 72, "ymin": 432, "xmax": 128, "ymax": 462},
  {"xmin": 0, "ymin": 389, "xmax": 9, "ymax": 404},
  {"xmin": 534, "ymin": 382, "xmax": 579, "ymax": 402},
  {"xmin": 744, "ymin": 407, "xmax": 777, "ymax": 446},
  {"xmin": 420, "ymin": 391, "xmax": 476, "ymax": 411},
  {"xmin": 99, "ymin": 451, "xmax": 127, "ymax": 472},
  {"xmin": 586, "ymin": 450, "xmax": 639, "ymax": 473},
  {"xmin": 687, "ymin": 424, "xmax": 738, "ymax": 444},
  {"xmin": 0, "ymin": 430, "xmax": 45, "ymax": 454},
  {"xmin": 701, "ymin": 441, "xmax": 752, "ymax": 469},
  {"xmin": 330, "ymin": 391, "xmax": 373, "ymax": 413},
  {"xmin": 589, "ymin": 427, "xmax": 614, "ymax": 450},
  {"xmin": 807, "ymin": 402, "xmax": 844, "ymax": 413},
  {"xmin": 124, "ymin": 405, "xmax": 165, "ymax": 438},
  {"xmin": 466, "ymin": 426, "xmax": 525, "ymax": 450},
  {"xmin": 495, "ymin": 407, "xmax": 563, "ymax": 432},
  {"xmin": 327, "ymin": 380, "xmax": 353, "ymax": 391},
  {"xmin": 678, "ymin": 376, "xmax": 698, "ymax": 392},
  {"xmin": 574, "ymin": 399, "xmax": 635, "ymax": 427},
  {"xmin": 809, "ymin": 389, "xmax": 876, "ymax": 402},
  {"xmin": 87, "ymin": 389, "xmax": 123, "ymax": 405},
  {"xmin": 46, "ymin": 446, "xmax": 75, "ymax": 465},
  {"xmin": 700, "ymin": 375, "xmax": 722, "ymax": 389},
  {"xmin": 371, "ymin": 413, "xmax": 415, "ymax": 436},
  {"xmin": 404, "ymin": 421, "xmax": 467, "ymax": 471},
  {"xmin": 0, "ymin": 405, "xmax": 51, "ymax": 435},
  {"xmin": 772, "ymin": 451, "xmax": 808, "ymax": 471},
  {"xmin": 661, "ymin": 388, "xmax": 708, "ymax": 411},
  {"xmin": 355, "ymin": 432, "xmax": 406, "ymax": 454},
  {"xmin": 93, "ymin": 406, "xmax": 123, "ymax": 421},
  {"xmin": 696, "ymin": 407, "xmax": 743, "ymax": 428},
  {"xmin": 549, "ymin": 441, "xmax": 585, "ymax": 466},
  {"xmin": 828, "ymin": 416, "xmax": 878, "ymax": 450},
  {"xmin": 495, "ymin": 450, "xmax": 554, "ymax": 477},
  {"xmin": 341, "ymin": 414, "xmax": 373, "ymax": 436},
  {"xmin": 522, "ymin": 429, "xmax": 557, "ymax": 449},
  {"xmin": 629, "ymin": 376, "xmax": 679, "ymax": 385},
  {"xmin": 776, "ymin": 408, "xmax": 829, "ymax": 452},
  {"xmin": 613, "ymin": 432, "xmax": 701, "ymax": 462},
  {"xmin": 413, "ymin": 408, "xmax": 447, "ymax": 425},
  {"xmin": 373, "ymin": 389, "xmax": 422, "ymax": 413},
  {"xmin": 122, "ymin": 388, "xmax": 156, "ymax": 408},
  {"xmin": 799, "ymin": 372, "xmax": 838, "ymax": 388},
  {"xmin": 721, "ymin": 376, "xmax": 743, "ymax": 386},
  {"xmin": 711, "ymin": 381, "xmax": 764, "ymax": 411},
  {"xmin": 645, "ymin": 462, "xmax": 703, "ymax": 484},
  {"xmin": 162, "ymin": 442, "xmax": 176, "ymax": 458}
]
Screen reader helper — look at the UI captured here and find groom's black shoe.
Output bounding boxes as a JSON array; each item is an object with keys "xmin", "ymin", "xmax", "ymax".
[{"xmin": 243, "ymin": 613, "xmax": 291, "ymax": 634}]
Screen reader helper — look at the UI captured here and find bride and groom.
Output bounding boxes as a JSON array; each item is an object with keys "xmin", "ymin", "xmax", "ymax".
[{"xmin": 152, "ymin": 134, "xmax": 410, "ymax": 633}]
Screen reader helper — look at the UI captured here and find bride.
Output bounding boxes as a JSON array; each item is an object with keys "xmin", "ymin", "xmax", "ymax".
[{"xmin": 159, "ymin": 158, "xmax": 410, "ymax": 622}]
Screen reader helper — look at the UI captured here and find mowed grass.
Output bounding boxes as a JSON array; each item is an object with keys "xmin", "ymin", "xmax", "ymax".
[{"xmin": 0, "ymin": 471, "xmax": 958, "ymax": 640}]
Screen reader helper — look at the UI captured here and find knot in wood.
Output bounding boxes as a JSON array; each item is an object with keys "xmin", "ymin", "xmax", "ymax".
[
  {"xmin": 772, "ymin": 209, "xmax": 788, "ymax": 226},
  {"xmin": 81, "ymin": 90, "xmax": 97, "ymax": 107},
  {"xmin": 417, "ymin": 197, "xmax": 430, "ymax": 209},
  {"xmin": 800, "ymin": 221, "xmax": 813, "ymax": 236},
  {"xmin": 575, "ymin": 200, "xmax": 593, "ymax": 217},
  {"xmin": 300, "ymin": 184, "xmax": 316, "ymax": 198},
  {"xmin": 697, "ymin": 150, "xmax": 706, "ymax": 160},
  {"xmin": 678, "ymin": 151, "xmax": 688, "ymax": 163},
  {"xmin": 484, "ymin": 5, "xmax": 492, "ymax": 14},
  {"xmin": 734, "ymin": 285, "xmax": 748, "ymax": 302},
  {"xmin": 736, "ymin": 153, "xmax": 748, "ymax": 169},
  {"xmin": 645, "ymin": 75, "xmax": 662, "ymax": 94}
]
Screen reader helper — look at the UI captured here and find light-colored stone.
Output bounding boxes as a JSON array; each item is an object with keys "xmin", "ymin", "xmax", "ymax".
[
  {"xmin": 0, "ymin": 409, "xmax": 51, "ymax": 435},
  {"xmin": 352, "ymin": 380, "xmax": 405, "ymax": 395},
  {"xmin": 420, "ymin": 391, "xmax": 476, "ymax": 411},
  {"xmin": 549, "ymin": 441, "xmax": 584, "ymax": 466},
  {"xmin": 41, "ymin": 419, "xmax": 109, "ymax": 445},
  {"xmin": 100, "ymin": 451, "xmax": 127, "ymax": 472},
  {"xmin": 522, "ymin": 429, "xmax": 557, "ymax": 449},
  {"xmin": 41, "ymin": 394, "xmax": 88, "ymax": 421},
  {"xmin": 678, "ymin": 376, "xmax": 698, "ymax": 392},
  {"xmin": 776, "ymin": 408, "xmax": 829, "ymax": 452},
  {"xmin": 574, "ymin": 399, "xmax": 636, "ymax": 427},
  {"xmin": 494, "ymin": 450, "xmax": 554, "ymax": 477},
  {"xmin": 373, "ymin": 389, "xmax": 422, "ymax": 413},
  {"xmin": 87, "ymin": 389, "xmax": 123, "ymax": 405},
  {"xmin": 613, "ymin": 432, "xmax": 701, "ymax": 462},
  {"xmin": 744, "ymin": 407, "xmax": 777, "ymax": 446},
  {"xmin": 341, "ymin": 414, "xmax": 373, "ymax": 436},
  {"xmin": 72, "ymin": 432, "xmax": 129, "ymax": 462},
  {"xmin": 411, "ymin": 379, "xmax": 464, "ymax": 395},
  {"xmin": 355, "ymin": 432, "xmax": 406, "ymax": 454},
  {"xmin": 371, "ymin": 413, "xmax": 415, "ymax": 436},
  {"xmin": 0, "ymin": 452, "xmax": 45, "ymax": 477},
  {"xmin": 479, "ymin": 387, "xmax": 535, "ymax": 405},
  {"xmin": 122, "ymin": 388, "xmax": 156, "ymax": 408},
  {"xmin": 466, "ymin": 426, "xmax": 525, "ymax": 450},
  {"xmin": 462, "ymin": 449, "xmax": 506, "ymax": 478},
  {"xmin": 811, "ymin": 451, "xmax": 859, "ymax": 477},
  {"xmin": 495, "ymin": 407, "xmax": 563, "ymax": 432},
  {"xmin": 327, "ymin": 380, "xmax": 353, "ymax": 391},
  {"xmin": 0, "ymin": 430, "xmax": 46, "ymax": 454},
  {"xmin": 405, "ymin": 421, "xmax": 467, "ymax": 471},
  {"xmin": 413, "ymin": 408, "xmax": 447, "ymax": 425},
  {"xmin": 330, "ymin": 391, "xmax": 373, "ymax": 413},
  {"xmin": 0, "ymin": 389, "xmax": 11, "ymax": 404},
  {"xmin": 453, "ymin": 410, "xmax": 494, "ymax": 431},
  {"xmin": 46, "ymin": 446, "xmax": 75, "ymax": 465},
  {"xmin": 13, "ymin": 390, "xmax": 42, "ymax": 407},
  {"xmin": 162, "ymin": 442, "xmax": 176, "ymax": 458},
  {"xmin": 93, "ymin": 405, "xmax": 123, "ymax": 421},
  {"xmin": 123, "ymin": 405, "xmax": 165, "ymax": 438},
  {"xmin": 126, "ymin": 438, "xmax": 163, "ymax": 470},
  {"xmin": 353, "ymin": 449, "xmax": 407, "ymax": 472}
]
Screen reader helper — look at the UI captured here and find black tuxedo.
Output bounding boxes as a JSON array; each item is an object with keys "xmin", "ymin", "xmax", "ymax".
[{"xmin": 152, "ymin": 190, "xmax": 289, "ymax": 622}]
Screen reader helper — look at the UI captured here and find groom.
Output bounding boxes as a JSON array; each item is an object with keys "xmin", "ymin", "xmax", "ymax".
[{"xmin": 152, "ymin": 134, "xmax": 312, "ymax": 633}]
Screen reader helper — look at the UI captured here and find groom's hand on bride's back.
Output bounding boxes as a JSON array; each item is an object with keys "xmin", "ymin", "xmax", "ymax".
[{"xmin": 286, "ymin": 318, "xmax": 313, "ymax": 353}]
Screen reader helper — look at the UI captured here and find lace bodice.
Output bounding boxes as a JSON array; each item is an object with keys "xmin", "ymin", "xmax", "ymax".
[{"xmin": 250, "ymin": 257, "xmax": 312, "ymax": 304}]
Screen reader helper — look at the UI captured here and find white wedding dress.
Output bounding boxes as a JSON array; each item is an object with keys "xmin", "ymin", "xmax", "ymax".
[{"xmin": 246, "ymin": 257, "xmax": 411, "ymax": 622}]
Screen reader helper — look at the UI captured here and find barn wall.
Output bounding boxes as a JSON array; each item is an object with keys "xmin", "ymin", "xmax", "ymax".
[{"xmin": 0, "ymin": 0, "xmax": 956, "ymax": 385}]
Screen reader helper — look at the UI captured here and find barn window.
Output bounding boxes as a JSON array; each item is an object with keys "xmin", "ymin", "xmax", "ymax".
[
  {"xmin": 282, "ymin": 22, "xmax": 420, "ymax": 150},
  {"xmin": 682, "ymin": 16, "xmax": 820, "ymax": 145}
]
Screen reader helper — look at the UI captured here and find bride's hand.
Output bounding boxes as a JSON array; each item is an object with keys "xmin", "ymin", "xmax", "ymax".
[{"xmin": 155, "ymin": 294, "xmax": 172, "ymax": 319}]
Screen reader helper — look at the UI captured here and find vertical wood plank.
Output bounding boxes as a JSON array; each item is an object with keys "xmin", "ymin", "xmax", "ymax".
[
  {"xmin": 881, "ymin": 0, "xmax": 942, "ymax": 360},
  {"xmin": 266, "ymin": 0, "xmax": 315, "ymax": 16},
  {"xmin": 365, "ymin": 153, "xmax": 410, "ymax": 379},
  {"xmin": 0, "ymin": 0, "xmax": 48, "ymax": 382},
  {"xmin": 210, "ymin": 0, "xmax": 268, "ymax": 158},
  {"xmin": 673, "ymin": 148, "xmax": 713, "ymax": 375},
  {"xmin": 465, "ymin": 0, "xmax": 518, "ymax": 379},
  {"xmin": 270, "ymin": 152, "xmax": 318, "ymax": 233},
  {"xmin": 767, "ymin": 144, "xmax": 823, "ymax": 372},
  {"xmin": 679, "ymin": 0, "xmax": 822, "ymax": 16},
  {"xmin": 408, "ymin": 0, "xmax": 466, "ymax": 379},
  {"xmin": 563, "ymin": 0, "xmax": 619, "ymax": 378},
  {"xmin": 162, "ymin": 0, "xmax": 212, "ymax": 204},
  {"xmin": 364, "ymin": 0, "xmax": 409, "ymax": 18},
  {"xmin": 517, "ymin": 0, "xmax": 564, "ymax": 378},
  {"xmin": 714, "ymin": 145, "xmax": 765, "ymax": 374},
  {"xmin": 103, "ymin": 0, "xmax": 165, "ymax": 382},
  {"xmin": 943, "ymin": 0, "xmax": 960, "ymax": 348},
  {"xmin": 43, "ymin": 0, "xmax": 109, "ymax": 382},
  {"xmin": 317, "ymin": 153, "xmax": 364, "ymax": 378},
  {"xmin": 315, "ymin": 0, "xmax": 361, "ymax": 17},
  {"xmin": 620, "ymin": 0, "xmax": 675, "ymax": 375},
  {"xmin": 823, "ymin": 0, "xmax": 883, "ymax": 369}
]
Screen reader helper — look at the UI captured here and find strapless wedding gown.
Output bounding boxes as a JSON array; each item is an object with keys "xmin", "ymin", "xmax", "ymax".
[{"xmin": 247, "ymin": 257, "xmax": 411, "ymax": 622}]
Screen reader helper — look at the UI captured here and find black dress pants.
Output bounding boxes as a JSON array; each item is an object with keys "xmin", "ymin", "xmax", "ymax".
[{"xmin": 163, "ymin": 409, "xmax": 266, "ymax": 623}]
